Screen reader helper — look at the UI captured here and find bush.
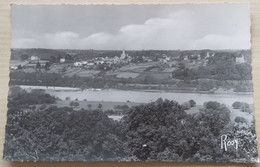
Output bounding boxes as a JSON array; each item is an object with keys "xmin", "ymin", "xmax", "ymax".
[
  {"xmin": 235, "ymin": 116, "xmax": 248, "ymax": 124},
  {"xmin": 97, "ymin": 103, "xmax": 103, "ymax": 109},
  {"xmin": 232, "ymin": 101, "xmax": 243, "ymax": 109},
  {"xmin": 69, "ymin": 101, "xmax": 79, "ymax": 107},
  {"xmin": 182, "ymin": 102, "xmax": 191, "ymax": 110},
  {"xmin": 204, "ymin": 101, "xmax": 221, "ymax": 110},
  {"xmin": 240, "ymin": 103, "xmax": 251, "ymax": 113},
  {"xmin": 189, "ymin": 100, "xmax": 196, "ymax": 107},
  {"xmin": 65, "ymin": 97, "xmax": 71, "ymax": 100},
  {"xmin": 232, "ymin": 101, "xmax": 251, "ymax": 113}
]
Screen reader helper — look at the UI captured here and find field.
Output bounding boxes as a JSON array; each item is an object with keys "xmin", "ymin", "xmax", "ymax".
[
  {"xmin": 116, "ymin": 72, "xmax": 139, "ymax": 78},
  {"xmin": 54, "ymin": 98, "xmax": 254, "ymax": 124},
  {"xmin": 10, "ymin": 60, "xmax": 30, "ymax": 67},
  {"xmin": 118, "ymin": 62, "xmax": 158, "ymax": 72},
  {"xmin": 185, "ymin": 105, "xmax": 254, "ymax": 123},
  {"xmin": 55, "ymin": 99, "xmax": 143, "ymax": 111}
]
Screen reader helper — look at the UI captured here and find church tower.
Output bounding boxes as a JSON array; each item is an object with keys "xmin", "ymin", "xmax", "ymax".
[{"xmin": 120, "ymin": 50, "xmax": 127, "ymax": 59}]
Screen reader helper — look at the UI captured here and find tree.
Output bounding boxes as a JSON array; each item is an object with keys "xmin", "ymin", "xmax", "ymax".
[
  {"xmin": 17, "ymin": 65, "xmax": 22, "ymax": 69},
  {"xmin": 234, "ymin": 116, "xmax": 248, "ymax": 124},
  {"xmin": 232, "ymin": 101, "xmax": 243, "ymax": 109},
  {"xmin": 50, "ymin": 56, "xmax": 56, "ymax": 63},
  {"xmin": 87, "ymin": 104, "xmax": 92, "ymax": 110},
  {"xmin": 21, "ymin": 54, "xmax": 29, "ymax": 60},
  {"xmin": 123, "ymin": 98, "xmax": 188, "ymax": 161},
  {"xmin": 232, "ymin": 102, "xmax": 251, "ymax": 113},
  {"xmin": 220, "ymin": 123, "xmax": 258, "ymax": 162},
  {"xmin": 36, "ymin": 62, "xmax": 41, "ymax": 69},
  {"xmin": 9, "ymin": 86, "xmax": 24, "ymax": 97},
  {"xmin": 4, "ymin": 106, "xmax": 127, "ymax": 161},
  {"xmin": 8, "ymin": 89, "xmax": 56, "ymax": 108},
  {"xmin": 97, "ymin": 103, "xmax": 103, "ymax": 110},
  {"xmin": 241, "ymin": 103, "xmax": 251, "ymax": 113},
  {"xmin": 189, "ymin": 100, "xmax": 196, "ymax": 107},
  {"xmin": 62, "ymin": 67, "xmax": 67, "ymax": 72},
  {"xmin": 204, "ymin": 101, "xmax": 221, "ymax": 110},
  {"xmin": 182, "ymin": 102, "xmax": 191, "ymax": 110},
  {"xmin": 70, "ymin": 101, "xmax": 79, "ymax": 107},
  {"xmin": 44, "ymin": 62, "xmax": 50, "ymax": 71},
  {"xmin": 200, "ymin": 101, "xmax": 231, "ymax": 136}
]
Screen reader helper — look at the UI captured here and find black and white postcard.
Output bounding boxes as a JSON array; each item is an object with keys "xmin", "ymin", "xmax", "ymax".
[{"xmin": 3, "ymin": 4, "xmax": 259, "ymax": 163}]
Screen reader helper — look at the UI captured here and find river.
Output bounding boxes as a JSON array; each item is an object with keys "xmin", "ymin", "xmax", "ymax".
[
  {"xmin": 48, "ymin": 90, "xmax": 253, "ymax": 106},
  {"xmin": 19, "ymin": 85, "xmax": 254, "ymax": 106}
]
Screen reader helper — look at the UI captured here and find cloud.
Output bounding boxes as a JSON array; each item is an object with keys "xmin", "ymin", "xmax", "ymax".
[
  {"xmin": 77, "ymin": 10, "xmax": 194, "ymax": 50},
  {"xmin": 12, "ymin": 7, "xmax": 250, "ymax": 50}
]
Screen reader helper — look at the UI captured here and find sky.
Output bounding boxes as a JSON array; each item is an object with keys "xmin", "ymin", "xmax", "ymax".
[{"xmin": 11, "ymin": 4, "xmax": 251, "ymax": 50}]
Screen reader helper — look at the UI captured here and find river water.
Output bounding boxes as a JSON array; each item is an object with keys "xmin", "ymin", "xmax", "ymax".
[
  {"xmin": 47, "ymin": 89, "xmax": 253, "ymax": 106},
  {"xmin": 19, "ymin": 85, "xmax": 254, "ymax": 106}
]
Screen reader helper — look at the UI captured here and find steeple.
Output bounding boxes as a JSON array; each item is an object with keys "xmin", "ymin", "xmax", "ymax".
[{"xmin": 120, "ymin": 50, "xmax": 127, "ymax": 59}]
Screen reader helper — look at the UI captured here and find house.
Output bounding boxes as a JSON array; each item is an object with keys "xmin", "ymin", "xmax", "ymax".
[
  {"xmin": 10, "ymin": 66, "xmax": 18, "ymax": 70},
  {"xmin": 30, "ymin": 55, "xmax": 39, "ymax": 61},
  {"xmin": 236, "ymin": 55, "xmax": 245, "ymax": 64},
  {"xmin": 96, "ymin": 60, "xmax": 104, "ymax": 65},
  {"xmin": 114, "ymin": 56, "xmax": 120, "ymax": 62},
  {"xmin": 197, "ymin": 54, "xmax": 201, "ymax": 60},
  {"xmin": 74, "ymin": 62, "xmax": 82, "ymax": 67},
  {"xmin": 127, "ymin": 56, "xmax": 133, "ymax": 62},
  {"xmin": 82, "ymin": 61, "xmax": 88, "ymax": 65},
  {"xmin": 39, "ymin": 60, "xmax": 49, "ymax": 66},
  {"xmin": 206, "ymin": 52, "xmax": 210, "ymax": 58},
  {"xmin": 205, "ymin": 52, "xmax": 215, "ymax": 58},
  {"xmin": 66, "ymin": 52, "xmax": 77, "ymax": 56},
  {"xmin": 183, "ymin": 55, "xmax": 188, "ymax": 61},
  {"xmin": 87, "ymin": 62, "xmax": 94, "ymax": 66},
  {"xmin": 60, "ymin": 58, "xmax": 66, "ymax": 63}
]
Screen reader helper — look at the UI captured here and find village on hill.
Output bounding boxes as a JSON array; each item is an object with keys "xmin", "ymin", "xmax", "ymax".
[{"xmin": 9, "ymin": 49, "xmax": 252, "ymax": 93}]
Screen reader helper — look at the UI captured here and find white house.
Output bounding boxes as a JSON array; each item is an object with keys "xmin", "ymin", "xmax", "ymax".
[
  {"xmin": 74, "ymin": 62, "xmax": 82, "ymax": 67},
  {"xmin": 60, "ymin": 58, "xmax": 66, "ymax": 63},
  {"xmin": 10, "ymin": 66, "xmax": 18, "ymax": 70},
  {"xmin": 206, "ymin": 52, "xmax": 215, "ymax": 58},
  {"xmin": 183, "ymin": 55, "xmax": 188, "ymax": 61},
  {"xmin": 66, "ymin": 52, "xmax": 77, "ymax": 56},
  {"xmin": 30, "ymin": 55, "xmax": 39, "ymax": 61},
  {"xmin": 197, "ymin": 54, "xmax": 201, "ymax": 60},
  {"xmin": 206, "ymin": 52, "xmax": 210, "ymax": 58}
]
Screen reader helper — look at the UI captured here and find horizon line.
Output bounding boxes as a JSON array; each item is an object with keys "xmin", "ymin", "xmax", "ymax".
[{"xmin": 11, "ymin": 48, "xmax": 251, "ymax": 51}]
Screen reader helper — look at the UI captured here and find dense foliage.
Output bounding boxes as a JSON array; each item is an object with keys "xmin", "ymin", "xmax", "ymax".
[
  {"xmin": 5, "ymin": 106, "xmax": 127, "ymax": 161},
  {"xmin": 8, "ymin": 87, "xmax": 57, "ymax": 109},
  {"xmin": 232, "ymin": 101, "xmax": 251, "ymax": 113},
  {"xmin": 4, "ymin": 94, "xmax": 258, "ymax": 162}
]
